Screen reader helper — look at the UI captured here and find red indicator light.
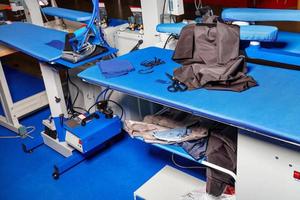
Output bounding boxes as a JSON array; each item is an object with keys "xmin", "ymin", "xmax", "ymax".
[
  {"xmin": 79, "ymin": 140, "xmax": 82, "ymax": 145},
  {"xmin": 294, "ymin": 171, "xmax": 300, "ymax": 180}
]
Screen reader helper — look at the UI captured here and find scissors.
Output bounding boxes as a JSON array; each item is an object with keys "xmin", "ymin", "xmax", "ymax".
[{"xmin": 165, "ymin": 73, "xmax": 188, "ymax": 92}]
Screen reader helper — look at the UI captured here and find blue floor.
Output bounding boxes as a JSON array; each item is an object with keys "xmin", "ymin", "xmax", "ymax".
[{"xmin": 0, "ymin": 66, "xmax": 206, "ymax": 200}]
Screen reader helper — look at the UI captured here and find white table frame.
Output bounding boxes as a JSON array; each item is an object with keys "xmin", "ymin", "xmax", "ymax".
[{"xmin": 0, "ymin": 47, "xmax": 48, "ymax": 135}]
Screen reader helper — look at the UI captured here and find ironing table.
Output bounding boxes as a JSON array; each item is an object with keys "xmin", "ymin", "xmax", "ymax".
[
  {"xmin": 221, "ymin": 8, "xmax": 300, "ymax": 66},
  {"xmin": 78, "ymin": 47, "xmax": 300, "ymax": 199},
  {"xmin": 0, "ymin": 22, "xmax": 117, "ymax": 156}
]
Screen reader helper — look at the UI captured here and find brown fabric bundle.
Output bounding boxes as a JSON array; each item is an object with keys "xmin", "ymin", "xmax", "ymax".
[
  {"xmin": 206, "ymin": 124, "xmax": 237, "ymax": 197},
  {"xmin": 124, "ymin": 109, "xmax": 213, "ymax": 144},
  {"xmin": 172, "ymin": 16, "xmax": 257, "ymax": 92}
]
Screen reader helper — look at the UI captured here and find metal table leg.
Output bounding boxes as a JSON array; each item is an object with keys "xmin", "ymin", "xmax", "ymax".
[
  {"xmin": 0, "ymin": 60, "xmax": 48, "ymax": 136},
  {"xmin": 39, "ymin": 62, "xmax": 75, "ymax": 157}
]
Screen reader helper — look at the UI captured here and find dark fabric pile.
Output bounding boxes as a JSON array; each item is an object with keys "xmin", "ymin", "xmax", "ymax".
[
  {"xmin": 172, "ymin": 16, "xmax": 257, "ymax": 92},
  {"xmin": 125, "ymin": 109, "xmax": 212, "ymax": 147},
  {"xmin": 144, "ymin": 109, "xmax": 214, "ymax": 160},
  {"xmin": 125, "ymin": 108, "xmax": 237, "ymax": 197},
  {"xmin": 206, "ymin": 124, "xmax": 237, "ymax": 197}
]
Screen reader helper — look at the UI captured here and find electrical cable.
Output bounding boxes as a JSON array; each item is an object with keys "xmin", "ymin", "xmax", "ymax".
[
  {"xmin": 161, "ymin": 0, "xmax": 167, "ymax": 23},
  {"xmin": 39, "ymin": 3, "xmax": 49, "ymax": 22},
  {"xmin": 103, "ymin": 89, "xmax": 110, "ymax": 100},
  {"xmin": 67, "ymin": 72, "xmax": 80, "ymax": 107},
  {"xmin": 76, "ymin": 0, "xmax": 98, "ymax": 50},
  {"xmin": 130, "ymin": 40, "xmax": 143, "ymax": 52},
  {"xmin": 77, "ymin": 0, "xmax": 109, "ymax": 50},
  {"xmin": 66, "ymin": 71, "xmax": 87, "ymax": 116},
  {"xmin": 73, "ymin": 106, "xmax": 88, "ymax": 113},
  {"xmin": 163, "ymin": 34, "xmax": 175, "ymax": 49},
  {"xmin": 171, "ymin": 154, "xmax": 206, "ymax": 169},
  {"xmin": 24, "ymin": 126, "xmax": 35, "ymax": 139},
  {"xmin": 88, "ymin": 88, "xmax": 109, "ymax": 113},
  {"xmin": 65, "ymin": 75, "xmax": 73, "ymax": 115},
  {"xmin": 0, "ymin": 126, "xmax": 35, "ymax": 139},
  {"xmin": 66, "ymin": 81, "xmax": 76, "ymax": 116},
  {"xmin": 172, "ymin": 15, "xmax": 177, "ymax": 23},
  {"xmin": 0, "ymin": 135, "xmax": 21, "ymax": 139},
  {"xmin": 96, "ymin": 88, "xmax": 109, "ymax": 103},
  {"xmin": 106, "ymin": 99, "xmax": 124, "ymax": 119},
  {"xmin": 105, "ymin": 90, "xmax": 114, "ymax": 100},
  {"xmin": 104, "ymin": 90, "xmax": 123, "ymax": 119},
  {"xmin": 88, "ymin": 89, "xmax": 125, "ymax": 119},
  {"xmin": 88, "ymin": 88, "xmax": 112, "ymax": 114}
]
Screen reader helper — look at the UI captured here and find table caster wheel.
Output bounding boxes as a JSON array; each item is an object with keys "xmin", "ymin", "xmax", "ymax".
[{"xmin": 52, "ymin": 172, "xmax": 59, "ymax": 180}]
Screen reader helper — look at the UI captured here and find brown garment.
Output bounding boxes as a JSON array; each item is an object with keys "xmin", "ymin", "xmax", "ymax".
[
  {"xmin": 124, "ymin": 120, "xmax": 170, "ymax": 144},
  {"xmin": 144, "ymin": 109, "xmax": 215, "ymax": 139},
  {"xmin": 144, "ymin": 110, "xmax": 201, "ymax": 129},
  {"xmin": 206, "ymin": 124, "xmax": 237, "ymax": 197},
  {"xmin": 172, "ymin": 16, "xmax": 257, "ymax": 92},
  {"xmin": 125, "ymin": 109, "xmax": 214, "ymax": 144},
  {"xmin": 124, "ymin": 120, "xmax": 208, "ymax": 144}
]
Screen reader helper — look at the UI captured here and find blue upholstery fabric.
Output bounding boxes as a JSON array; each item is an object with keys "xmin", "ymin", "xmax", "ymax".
[
  {"xmin": 42, "ymin": 7, "xmax": 91, "ymax": 22},
  {"xmin": 0, "ymin": 22, "xmax": 118, "ymax": 67},
  {"xmin": 222, "ymin": 8, "xmax": 300, "ymax": 22},
  {"xmin": 0, "ymin": 22, "xmax": 65, "ymax": 62},
  {"xmin": 241, "ymin": 25, "xmax": 278, "ymax": 41},
  {"xmin": 245, "ymin": 31, "xmax": 300, "ymax": 66},
  {"xmin": 156, "ymin": 23, "xmax": 187, "ymax": 35},
  {"xmin": 156, "ymin": 23, "xmax": 278, "ymax": 42},
  {"xmin": 78, "ymin": 47, "xmax": 300, "ymax": 145}
]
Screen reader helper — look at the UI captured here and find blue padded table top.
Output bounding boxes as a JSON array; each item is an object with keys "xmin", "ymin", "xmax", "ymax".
[
  {"xmin": 156, "ymin": 23, "xmax": 278, "ymax": 42},
  {"xmin": 262, "ymin": 31, "xmax": 300, "ymax": 55},
  {"xmin": 0, "ymin": 22, "xmax": 117, "ymax": 68},
  {"xmin": 156, "ymin": 23, "xmax": 187, "ymax": 35},
  {"xmin": 222, "ymin": 8, "xmax": 300, "ymax": 22},
  {"xmin": 79, "ymin": 47, "xmax": 300, "ymax": 146},
  {"xmin": 246, "ymin": 31, "xmax": 300, "ymax": 66},
  {"xmin": 42, "ymin": 7, "xmax": 91, "ymax": 22},
  {"xmin": 0, "ymin": 22, "xmax": 65, "ymax": 62}
]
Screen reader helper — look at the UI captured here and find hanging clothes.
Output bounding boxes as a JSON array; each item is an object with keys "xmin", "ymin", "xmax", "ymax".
[{"xmin": 172, "ymin": 16, "xmax": 257, "ymax": 92}]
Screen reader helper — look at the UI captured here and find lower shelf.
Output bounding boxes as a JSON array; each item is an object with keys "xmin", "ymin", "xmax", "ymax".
[{"xmin": 135, "ymin": 137, "xmax": 205, "ymax": 164}]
